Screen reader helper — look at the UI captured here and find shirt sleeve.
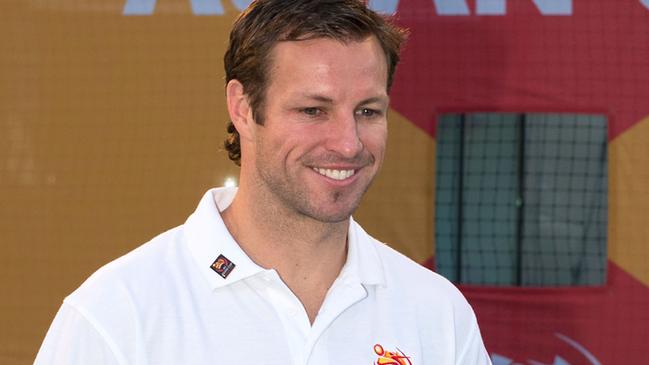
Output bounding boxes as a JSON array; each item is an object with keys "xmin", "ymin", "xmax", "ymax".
[
  {"xmin": 34, "ymin": 302, "xmax": 124, "ymax": 365},
  {"xmin": 456, "ymin": 322, "xmax": 492, "ymax": 365}
]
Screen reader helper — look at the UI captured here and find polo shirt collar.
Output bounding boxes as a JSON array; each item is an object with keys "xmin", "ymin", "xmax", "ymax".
[
  {"xmin": 345, "ymin": 217, "xmax": 387, "ymax": 287},
  {"xmin": 184, "ymin": 187, "xmax": 265, "ymax": 290},
  {"xmin": 184, "ymin": 187, "xmax": 387, "ymax": 290}
]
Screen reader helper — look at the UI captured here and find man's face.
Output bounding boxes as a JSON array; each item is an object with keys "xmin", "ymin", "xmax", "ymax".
[{"xmin": 249, "ymin": 36, "xmax": 389, "ymax": 223}]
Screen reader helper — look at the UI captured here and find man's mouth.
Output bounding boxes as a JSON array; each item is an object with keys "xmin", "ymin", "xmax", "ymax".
[{"xmin": 312, "ymin": 167, "xmax": 356, "ymax": 181}]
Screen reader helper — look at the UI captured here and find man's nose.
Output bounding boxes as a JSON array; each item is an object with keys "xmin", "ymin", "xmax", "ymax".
[{"xmin": 324, "ymin": 112, "xmax": 364, "ymax": 158}]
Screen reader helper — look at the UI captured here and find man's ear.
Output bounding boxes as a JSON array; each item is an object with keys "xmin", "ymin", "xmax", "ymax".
[{"xmin": 226, "ymin": 79, "xmax": 255, "ymax": 142}]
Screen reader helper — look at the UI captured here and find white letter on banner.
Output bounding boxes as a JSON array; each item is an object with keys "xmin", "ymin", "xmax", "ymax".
[
  {"xmin": 476, "ymin": 0, "xmax": 572, "ymax": 15},
  {"xmin": 123, "ymin": 0, "xmax": 226, "ymax": 15},
  {"xmin": 434, "ymin": 0, "xmax": 470, "ymax": 15},
  {"xmin": 490, "ymin": 354, "xmax": 514, "ymax": 365},
  {"xmin": 231, "ymin": 0, "xmax": 253, "ymax": 11},
  {"xmin": 123, "ymin": 0, "xmax": 155, "ymax": 15},
  {"xmin": 476, "ymin": 0, "xmax": 506, "ymax": 14},
  {"xmin": 368, "ymin": 0, "xmax": 400, "ymax": 15},
  {"xmin": 531, "ymin": 0, "xmax": 572, "ymax": 15},
  {"xmin": 640, "ymin": 0, "xmax": 649, "ymax": 10},
  {"xmin": 190, "ymin": 0, "xmax": 224, "ymax": 14}
]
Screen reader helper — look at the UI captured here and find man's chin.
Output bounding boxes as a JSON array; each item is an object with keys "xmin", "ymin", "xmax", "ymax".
[
  {"xmin": 311, "ymin": 212, "xmax": 353, "ymax": 224},
  {"xmin": 301, "ymin": 199, "xmax": 361, "ymax": 224},
  {"xmin": 305, "ymin": 182, "xmax": 374, "ymax": 223}
]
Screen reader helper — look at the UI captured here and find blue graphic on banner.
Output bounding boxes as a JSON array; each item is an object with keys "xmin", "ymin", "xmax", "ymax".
[
  {"xmin": 528, "ymin": 0, "xmax": 572, "ymax": 15},
  {"xmin": 476, "ymin": 0, "xmax": 572, "ymax": 15},
  {"xmin": 476, "ymin": 0, "xmax": 506, "ymax": 15},
  {"xmin": 368, "ymin": 0, "xmax": 399, "ymax": 15},
  {"xmin": 121, "ymin": 0, "xmax": 628, "ymax": 16},
  {"xmin": 475, "ymin": 0, "xmax": 572, "ymax": 15},
  {"xmin": 231, "ymin": 0, "xmax": 253, "ymax": 10},
  {"xmin": 191, "ymin": 0, "xmax": 224, "ymax": 15},
  {"xmin": 123, "ymin": 0, "xmax": 155, "ymax": 15},
  {"xmin": 123, "ymin": 0, "xmax": 252, "ymax": 15},
  {"xmin": 435, "ymin": 0, "xmax": 470, "ymax": 15},
  {"xmin": 490, "ymin": 333, "xmax": 601, "ymax": 365},
  {"xmin": 641, "ymin": 0, "xmax": 649, "ymax": 10},
  {"xmin": 123, "ymin": 0, "xmax": 400, "ymax": 15}
]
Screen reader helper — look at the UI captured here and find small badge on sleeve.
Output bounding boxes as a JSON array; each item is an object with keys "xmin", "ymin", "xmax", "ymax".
[{"xmin": 210, "ymin": 254, "xmax": 235, "ymax": 279}]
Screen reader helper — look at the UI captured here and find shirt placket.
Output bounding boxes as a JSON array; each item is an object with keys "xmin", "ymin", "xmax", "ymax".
[
  {"xmin": 250, "ymin": 267, "xmax": 369, "ymax": 365},
  {"xmin": 304, "ymin": 273, "xmax": 369, "ymax": 364},
  {"xmin": 255, "ymin": 269, "xmax": 312, "ymax": 365}
]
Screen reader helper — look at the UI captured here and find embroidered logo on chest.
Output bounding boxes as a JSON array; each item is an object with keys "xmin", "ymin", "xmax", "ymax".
[
  {"xmin": 373, "ymin": 343, "xmax": 412, "ymax": 365},
  {"xmin": 372, "ymin": 343, "xmax": 413, "ymax": 365}
]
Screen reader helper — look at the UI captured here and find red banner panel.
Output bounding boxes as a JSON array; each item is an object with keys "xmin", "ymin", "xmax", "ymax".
[{"xmin": 460, "ymin": 262, "xmax": 649, "ymax": 364}]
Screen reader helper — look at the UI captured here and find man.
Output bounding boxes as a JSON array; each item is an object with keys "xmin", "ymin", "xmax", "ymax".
[{"xmin": 36, "ymin": 0, "xmax": 491, "ymax": 364}]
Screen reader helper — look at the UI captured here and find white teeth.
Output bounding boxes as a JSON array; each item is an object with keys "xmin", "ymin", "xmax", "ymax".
[{"xmin": 312, "ymin": 167, "xmax": 355, "ymax": 180}]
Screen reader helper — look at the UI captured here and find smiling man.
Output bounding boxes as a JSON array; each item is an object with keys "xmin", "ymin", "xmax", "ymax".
[{"xmin": 35, "ymin": 1, "xmax": 491, "ymax": 364}]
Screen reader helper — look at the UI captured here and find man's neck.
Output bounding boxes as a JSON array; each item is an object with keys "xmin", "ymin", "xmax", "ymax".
[{"xmin": 220, "ymin": 185, "xmax": 349, "ymax": 323}]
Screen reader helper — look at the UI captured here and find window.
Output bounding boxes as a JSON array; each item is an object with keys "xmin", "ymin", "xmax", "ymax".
[{"xmin": 435, "ymin": 113, "xmax": 608, "ymax": 286}]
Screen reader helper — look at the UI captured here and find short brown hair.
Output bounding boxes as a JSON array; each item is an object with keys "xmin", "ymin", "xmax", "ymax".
[{"xmin": 223, "ymin": 0, "xmax": 408, "ymax": 166}]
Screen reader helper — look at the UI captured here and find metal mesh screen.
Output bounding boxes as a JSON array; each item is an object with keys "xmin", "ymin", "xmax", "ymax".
[{"xmin": 435, "ymin": 113, "xmax": 608, "ymax": 286}]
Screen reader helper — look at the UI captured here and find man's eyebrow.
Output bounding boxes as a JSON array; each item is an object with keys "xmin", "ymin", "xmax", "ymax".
[
  {"xmin": 295, "ymin": 94, "xmax": 389, "ymax": 106},
  {"xmin": 359, "ymin": 96, "xmax": 389, "ymax": 107},
  {"xmin": 298, "ymin": 93, "xmax": 334, "ymax": 104}
]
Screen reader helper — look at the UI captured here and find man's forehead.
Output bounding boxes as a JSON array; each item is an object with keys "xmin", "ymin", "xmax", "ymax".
[{"xmin": 267, "ymin": 36, "xmax": 389, "ymax": 85}]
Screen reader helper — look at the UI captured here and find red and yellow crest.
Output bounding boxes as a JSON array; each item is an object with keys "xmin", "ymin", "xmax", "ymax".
[{"xmin": 373, "ymin": 344, "xmax": 412, "ymax": 365}]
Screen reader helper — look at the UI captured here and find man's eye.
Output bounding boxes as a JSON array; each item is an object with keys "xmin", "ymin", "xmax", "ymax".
[
  {"xmin": 357, "ymin": 108, "xmax": 380, "ymax": 118},
  {"xmin": 302, "ymin": 107, "xmax": 320, "ymax": 116}
]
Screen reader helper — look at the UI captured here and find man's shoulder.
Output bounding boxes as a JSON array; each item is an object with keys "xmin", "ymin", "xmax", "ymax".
[
  {"xmin": 65, "ymin": 225, "xmax": 188, "ymax": 309},
  {"xmin": 373, "ymin": 239, "xmax": 457, "ymax": 289},
  {"xmin": 38, "ymin": 225, "xmax": 195, "ymax": 365}
]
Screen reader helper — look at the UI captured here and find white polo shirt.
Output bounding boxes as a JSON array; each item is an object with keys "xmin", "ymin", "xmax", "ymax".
[{"xmin": 35, "ymin": 188, "xmax": 491, "ymax": 365}]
